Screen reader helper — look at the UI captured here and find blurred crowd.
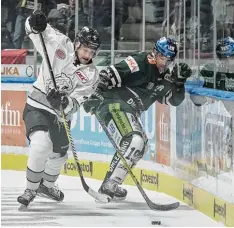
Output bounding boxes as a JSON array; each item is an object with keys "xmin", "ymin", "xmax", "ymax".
[
  {"xmin": 1, "ymin": 0, "xmax": 142, "ymax": 50},
  {"xmin": 1, "ymin": 0, "xmax": 234, "ymax": 52}
]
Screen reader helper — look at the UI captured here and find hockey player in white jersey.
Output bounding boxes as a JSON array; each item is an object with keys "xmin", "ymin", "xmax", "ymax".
[{"xmin": 17, "ymin": 10, "xmax": 101, "ymax": 207}]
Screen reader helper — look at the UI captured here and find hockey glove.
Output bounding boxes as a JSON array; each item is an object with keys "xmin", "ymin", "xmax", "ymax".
[
  {"xmin": 83, "ymin": 90, "xmax": 104, "ymax": 114},
  {"xmin": 97, "ymin": 70, "xmax": 112, "ymax": 91},
  {"xmin": 46, "ymin": 89, "xmax": 69, "ymax": 111},
  {"xmin": 171, "ymin": 63, "xmax": 192, "ymax": 86},
  {"xmin": 29, "ymin": 10, "xmax": 47, "ymax": 34}
]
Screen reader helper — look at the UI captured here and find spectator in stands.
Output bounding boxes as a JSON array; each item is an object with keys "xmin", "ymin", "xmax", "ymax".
[
  {"xmin": 1, "ymin": 0, "xmax": 17, "ymax": 49},
  {"xmin": 161, "ymin": 0, "xmax": 213, "ymax": 52},
  {"xmin": 55, "ymin": 0, "xmax": 88, "ymax": 41},
  {"xmin": 47, "ymin": 8, "xmax": 68, "ymax": 35},
  {"xmin": 92, "ymin": 0, "xmax": 123, "ymax": 49},
  {"xmin": 13, "ymin": 0, "xmax": 56, "ymax": 49},
  {"xmin": 1, "ymin": 25, "xmax": 15, "ymax": 49},
  {"xmin": 200, "ymin": 36, "xmax": 234, "ymax": 91},
  {"xmin": 122, "ymin": 0, "xmax": 137, "ymax": 24}
]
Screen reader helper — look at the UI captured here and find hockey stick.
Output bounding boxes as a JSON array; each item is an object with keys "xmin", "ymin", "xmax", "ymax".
[
  {"xmin": 38, "ymin": 33, "xmax": 109, "ymax": 203},
  {"xmin": 95, "ymin": 111, "xmax": 180, "ymax": 211}
]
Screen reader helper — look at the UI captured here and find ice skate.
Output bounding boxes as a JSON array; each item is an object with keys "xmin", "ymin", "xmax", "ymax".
[
  {"xmin": 99, "ymin": 179, "xmax": 127, "ymax": 202},
  {"xmin": 37, "ymin": 182, "xmax": 64, "ymax": 202},
  {"xmin": 17, "ymin": 189, "xmax": 37, "ymax": 208}
]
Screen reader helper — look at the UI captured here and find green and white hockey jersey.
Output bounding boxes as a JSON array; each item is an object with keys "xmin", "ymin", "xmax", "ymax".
[{"xmin": 100, "ymin": 52, "xmax": 185, "ymax": 111}]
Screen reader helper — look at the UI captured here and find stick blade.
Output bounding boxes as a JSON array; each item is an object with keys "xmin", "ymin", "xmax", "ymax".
[
  {"xmin": 149, "ymin": 201, "xmax": 180, "ymax": 211},
  {"xmin": 87, "ymin": 188, "xmax": 110, "ymax": 203}
]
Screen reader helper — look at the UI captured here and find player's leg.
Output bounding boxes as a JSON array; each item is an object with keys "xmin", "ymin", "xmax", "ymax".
[
  {"xmin": 17, "ymin": 104, "xmax": 53, "ymax": 206},
  {"xmin": 97, "ymin": 102, "xmax": 148, "ymax": 201},
  {"xmin": 37, "ymin": 121, "xmax": 69, "ymax": 201}
]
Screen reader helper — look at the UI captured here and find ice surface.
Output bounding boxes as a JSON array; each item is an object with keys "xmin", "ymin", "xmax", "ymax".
[{"xmin": 1, "ymin": 170, "xmax": 223, "ymax": 227}]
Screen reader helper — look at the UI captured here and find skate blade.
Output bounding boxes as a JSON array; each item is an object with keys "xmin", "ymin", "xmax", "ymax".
[
  {"xmin": 95, "ymin": 194, "xmax": 112, "ymax": 204},
  {"xmin": 18, "ymin": 204, "xmax": 28, "ymax": 211},
  {"xmin": 95, "ymin": 195, "xmax": 126, "ymax": 204},
  {"xmin": 37, "ymin": 193, "xmax": 62, "ymax": 202}
]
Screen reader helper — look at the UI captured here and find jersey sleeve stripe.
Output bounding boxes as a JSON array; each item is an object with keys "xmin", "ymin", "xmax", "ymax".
[{"xmin": 110, "ymin": 65, "xmax": 122, "ymax": 86}]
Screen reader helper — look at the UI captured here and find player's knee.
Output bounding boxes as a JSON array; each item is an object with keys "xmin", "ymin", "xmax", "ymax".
[
  {"xmin": 47, "ymin": 152, "xmax": 68, "ymax": 170},
  {"xmin": 27, "ymin": 131, "xmax": 52, "ymax": 170},
  {"xmin": 29, "ymin": 130, "xmax": 52, "ymax": 157},
  {"xmin": 122, "ymin": 134, "xmax": 147, "ymax": 164}
]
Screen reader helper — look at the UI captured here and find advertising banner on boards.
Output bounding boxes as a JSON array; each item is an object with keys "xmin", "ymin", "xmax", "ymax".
[
  {"xmin": 70, "ymin": 104, "xmax": 156, "ymax": 160},
  {"xmin": 1, "ymin": 91, "xmax": 27, "ymax": 147}
]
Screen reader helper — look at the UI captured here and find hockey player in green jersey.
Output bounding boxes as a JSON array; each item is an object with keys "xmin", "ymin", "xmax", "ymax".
[
  {"xmin": 200, "ymin": 36, "xmax": 234, "ymax": 91},
  {"xmin": 83, "ymin": 37, "xmax": 192, "ymax": 201}
]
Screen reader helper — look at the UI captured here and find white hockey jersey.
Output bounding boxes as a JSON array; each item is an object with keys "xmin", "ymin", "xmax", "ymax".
[{"xmin": 25, "ymin": 18, "xmax": 99, "ymax": 120}]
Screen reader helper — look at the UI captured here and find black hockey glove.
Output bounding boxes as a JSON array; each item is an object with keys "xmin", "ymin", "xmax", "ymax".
[
  {"xmin": 83, "ymin": 90, "xmax": 104, "ymax": 114},
  {"xmin": 171, "ymin": 63, "xmax": 192, "ymax": 86},
  {"xmin": 46, "ymin": 89, "xmax": 69, "ymax": 111},
  {"xmin": 29, "ymin": 10, "xmax": 47, "ymax": 34},
  {"xmin": 98, "ymin": 70, "xmax": 112, "ymax": 91}
]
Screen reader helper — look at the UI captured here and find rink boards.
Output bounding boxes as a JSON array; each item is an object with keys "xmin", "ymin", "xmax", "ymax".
[{"xmin": 1, "ymin": 151, "xmax": 234, "ymax": 227}]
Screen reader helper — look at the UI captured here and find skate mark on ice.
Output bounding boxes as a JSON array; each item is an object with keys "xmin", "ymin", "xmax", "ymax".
[
  {"xmin": 1, "ymin": 187, "xmax": 112, "ymax": 226},
  {"xmin": 98, "ymin": 200, "xmax": 193, "ymax": 211}
]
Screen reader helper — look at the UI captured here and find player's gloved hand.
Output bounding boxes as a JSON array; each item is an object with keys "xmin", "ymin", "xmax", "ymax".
[
  {"xmin": 29, "ymin": 10, "xmax": 47, "ymax": 34},
  {"xmin": 97, "ymin": 70, "xmax": 112, "ymax": 91},
  {"xmin": 171, "ymin": 63, "xmax": 192, "ymax": 86},
  {"xmin": 83, "ymin": 90, "xmax": 104, "ymax": 114},
  {"xmin": 46, "ymin": 89, "xmax": 69, "ymax": 111}
]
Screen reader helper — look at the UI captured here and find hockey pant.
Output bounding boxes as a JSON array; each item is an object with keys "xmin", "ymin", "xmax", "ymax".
[
  {"xmin": 97, "ymin": 101, "xmax": 148, "ymax": 185},
  {"xmin": 23, "ymin": 104, "xmax": 69, "ymax": 190}
]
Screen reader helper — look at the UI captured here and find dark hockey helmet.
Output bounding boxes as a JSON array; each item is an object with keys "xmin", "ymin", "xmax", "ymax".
[
  {"xmin": 154, "ymin": 37, "xmax": 178, "ymax": 60},
  {"xmin": 216, "ymin": 36, "xmax": 234, "ymax": 59},
  {"xmin": 74, "ymin": 26, "xmax": 100, "ymax": 53}
]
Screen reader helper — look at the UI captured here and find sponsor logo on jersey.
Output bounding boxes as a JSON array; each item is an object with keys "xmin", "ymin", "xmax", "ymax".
[
  {"xmin": 75, "ymin": 70, "xmax": 88, "ymax": 83},
  {"xmin": 147, "ymin": 82, "xmax": 154, "ymax": 90},
  {"xmin": 126, "ymin": 113, "xmax": 142, "ymax": 133},
  {"xmin": 127, "ymin": 98, "xmax": 137, "ymax": 109},
  {"xmin": 140, "ymin": 170, "xmax": 158, "ymax": 187},
  {"xmin": 108, "ymin": 123, "xmax": 116, "ymax": 134},
  {"xmin": 125, "ymin": 56, "xmax": 139, "ymax": 73},
  {"xmin": 109, "ymin": 154, "xmax": 120, "ymax": 172},
  {"xmin": 55, "ymin": 49, "xmax": 66, "ymax": 60},
  {"xmin": 119, "ymin": 141, "xmax": 130, "ymax": 155},
  {"xmin": 107, "ymin": 119, "xmax": 122, "ymax": 147},
  {"xmin": 164, "ymin": 73, "xmax": 173, "ymax": 83}
]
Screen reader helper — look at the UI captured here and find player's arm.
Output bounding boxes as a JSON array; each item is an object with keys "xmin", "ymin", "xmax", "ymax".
[
  {"xmin": 83, "ymin": 54, "xmax": 144, "ymax": 114},
  {"xmin": 25, "ymin": 10, "xmax": 73, "ymax": 74},
  {"xmin": 98, "ymin": 53, "xmax": 144, "ymax": 88},
  {"xmin": 158, "ymin": 63, "xmax": 192, "ymax": 106}
]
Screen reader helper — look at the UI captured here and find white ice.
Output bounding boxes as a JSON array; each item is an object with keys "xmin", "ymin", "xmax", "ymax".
[{"xmin": 1, "ymin": 170, "xmax": 223, "ymax": 227}]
